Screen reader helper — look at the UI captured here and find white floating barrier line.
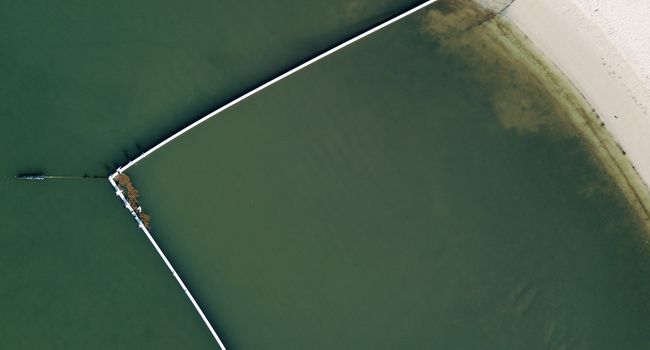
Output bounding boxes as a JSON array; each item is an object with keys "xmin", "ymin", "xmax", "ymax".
[
  {"xmin": 108, "ymin": 1, "xmax": 439, "ymax": 348},
  {"xmin": 117, "ymin": 0, "xmax": 438, "ymax": 174},
  {"xmin": 109, "ymin": 175, "xmax": 227, "ymax": 350}
]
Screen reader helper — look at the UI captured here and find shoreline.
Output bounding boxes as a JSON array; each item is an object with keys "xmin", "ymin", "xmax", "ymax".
[{"xmin": 496, "ymin": 0, "xmax": 650, "ymax": 230}]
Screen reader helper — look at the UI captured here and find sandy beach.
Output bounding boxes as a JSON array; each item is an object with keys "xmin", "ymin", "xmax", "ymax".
[{"xmin": 501, "ymin": 0, "xmax": 650, "ymax": 204}]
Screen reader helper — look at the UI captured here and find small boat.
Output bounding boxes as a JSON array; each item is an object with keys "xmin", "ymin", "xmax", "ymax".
[{"xmin": 16, "ymin": 174, "xmax": 47, "ymax": 180}]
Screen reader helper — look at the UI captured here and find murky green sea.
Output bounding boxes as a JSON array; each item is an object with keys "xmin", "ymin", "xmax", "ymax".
[{"xmin": 2, "ymin": 0, "xmax": 650, "ymax": 349}]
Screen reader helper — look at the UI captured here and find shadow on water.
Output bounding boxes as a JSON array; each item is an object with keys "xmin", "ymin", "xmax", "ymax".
[
  {"xmin": 121, "ymin": 149, "xmax": 132, "ymax": 162},
  {"xmin": 108, "ymin": 0, "xmax": 428, "ymax": 172}
]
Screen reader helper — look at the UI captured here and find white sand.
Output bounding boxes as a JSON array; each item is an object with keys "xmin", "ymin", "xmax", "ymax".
[
  {"xmin": 502, "ymin": 0, "xmax": 650, "ymax": 191},
  {"xmin": 571, "ymin": 0, "xmax": 650, "ymax": 89}
]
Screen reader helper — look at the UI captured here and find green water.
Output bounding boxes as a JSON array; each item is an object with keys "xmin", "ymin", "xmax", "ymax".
[
  {"xmin": 125, "ymin": 4, "xmax": 650, "ymax": 350},
  {"xmin": 0, "ymin": 0, "xmax": 421, "ymax": 348}
]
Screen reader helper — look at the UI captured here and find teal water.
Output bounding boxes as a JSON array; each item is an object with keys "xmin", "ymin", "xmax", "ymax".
[
  {"xmin": 0, "ymin": 0, "xmax": 420, "ymax": 347},
  {"xmin": 127, "ymin": 4, "xmax": 650, "ymax": 350}
]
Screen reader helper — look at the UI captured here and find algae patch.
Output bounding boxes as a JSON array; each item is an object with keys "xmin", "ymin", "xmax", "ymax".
[
  {"xmin": 421, "ymin": 0, "xmax": 650, "ymax": 231},
  {"xmin": 115, "ymin": 173, "xmax": 152, "ymax": 229}
]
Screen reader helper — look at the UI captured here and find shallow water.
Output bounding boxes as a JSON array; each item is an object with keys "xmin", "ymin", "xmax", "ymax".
[
  {"xmin": 128, "ymin": 4, "xmax": 650, "ymax": 350},
  {"xmin": 0, "ymin": 0, "xmax": 419, "ymax": 347}
]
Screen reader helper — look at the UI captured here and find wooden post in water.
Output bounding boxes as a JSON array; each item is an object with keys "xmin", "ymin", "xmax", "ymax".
[{"xmin": 16, "ymin": 174, "xmax": 107, "ymax": 180}]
